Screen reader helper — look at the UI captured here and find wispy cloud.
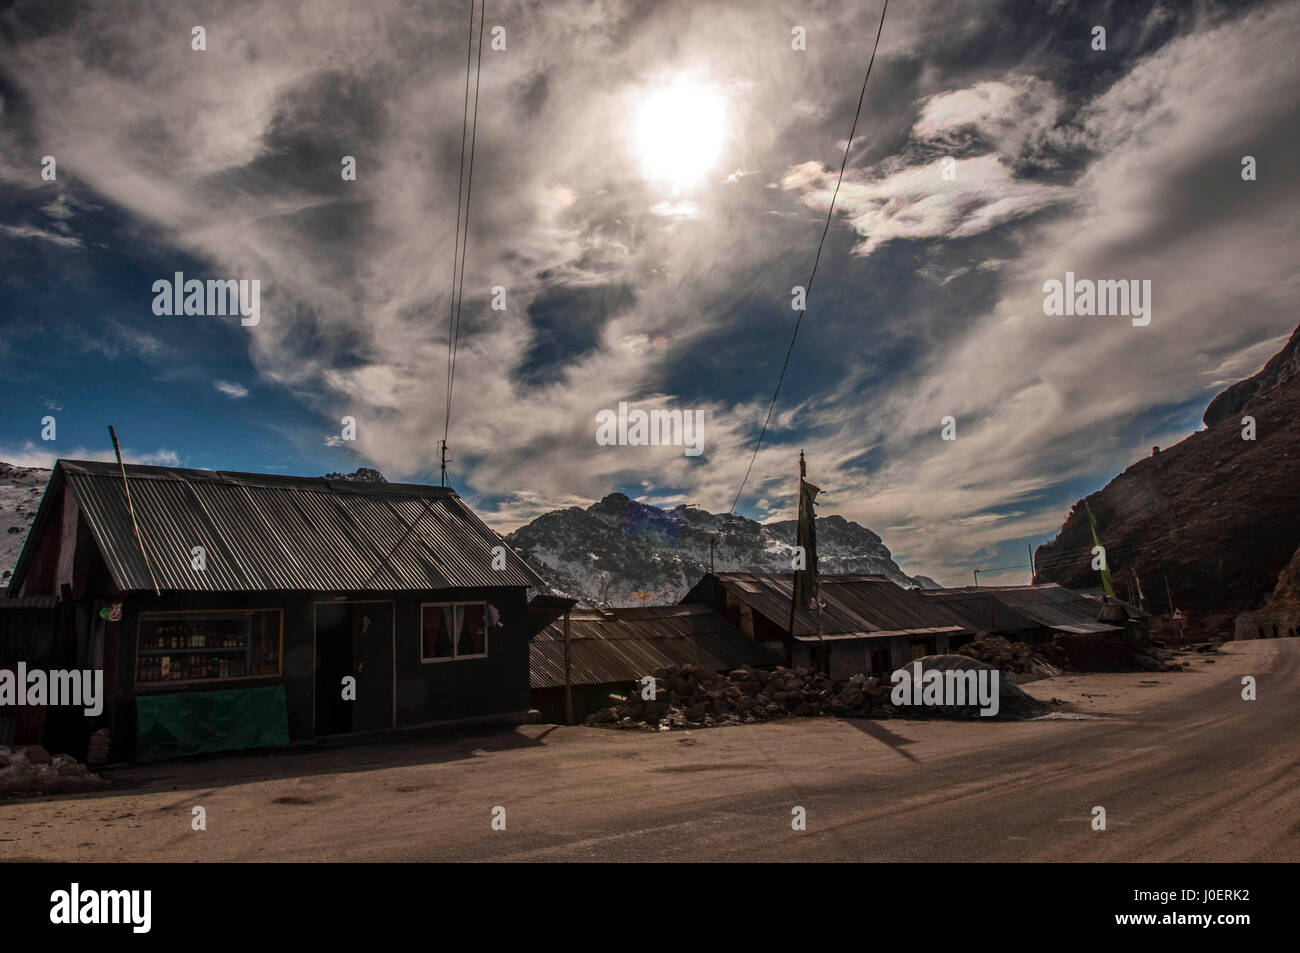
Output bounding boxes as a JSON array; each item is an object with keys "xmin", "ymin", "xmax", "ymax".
[
  {"xmin": 0, "ymin": 442, "xmax": 181, "ymax": 469},
  {"xmin": 0, "ymin": 223, "xmax": 82, "ymax": 247},
  {"xmin": 214, "ymin": 380, "xmax": 250, "ymax": 399}
]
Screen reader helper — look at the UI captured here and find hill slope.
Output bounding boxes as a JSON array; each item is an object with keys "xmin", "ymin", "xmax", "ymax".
[
  {"xmin": 0, "ymin": 463, "xmax": 51, "ymax": 585},
  {"xmin": 1034, "ymin": 324, "xmax": 1300, "ymax": 615}
]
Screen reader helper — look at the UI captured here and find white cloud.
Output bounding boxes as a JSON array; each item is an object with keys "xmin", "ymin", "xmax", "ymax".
[
  {"xmin": 0, "ymin": 223, "xmax": 82, "ymax": 247},
  {"xmin": 214, "ymin": 380, "xmax": 250, "ymax": 399},
  {"xmin": 0, "ymin": 443, "xmax": 181, "ymax": 469}
]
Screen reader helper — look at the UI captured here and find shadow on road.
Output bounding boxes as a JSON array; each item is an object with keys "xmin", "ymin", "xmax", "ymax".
[
  {"xmin": 22, "ymin": 724, "xmax": 548, "ymax": 804},
  {"xmin": 840, "ymin": 717, "xmax": 920, "ymax": 762}
]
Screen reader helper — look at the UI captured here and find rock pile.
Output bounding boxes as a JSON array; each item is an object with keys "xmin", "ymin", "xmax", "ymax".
[
  {"xmin": 585, "ymin": 663, "xmax": 887, "ymax": 730},
  {"xmin": 583, "ymin": 657, "xmax": 1052, "ymax": 729},
  {"xmin": 896, "ymin": 655, "xmax": 1050, "ymax": 720},
  {"xmin": 0, "ymin": 745, "xmax": 109, "ymax": 795},
  {"xmin": 956, "ymin": 635, "xmax": 1066, "ymax": 682}
]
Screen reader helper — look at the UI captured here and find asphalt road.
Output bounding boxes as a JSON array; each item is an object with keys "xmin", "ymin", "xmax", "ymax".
[{"xmin": 2, "ymin": 639, "xmax": 1296, "ymax": 861}]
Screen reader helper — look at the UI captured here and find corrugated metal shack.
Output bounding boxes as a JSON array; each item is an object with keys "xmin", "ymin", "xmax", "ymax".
[
  {"xmin": 5, "ymin": 460, "xmax": 547, "ymax": 760},
  {"xmin": 916, "ymin": 589, "xmax": 1047, "ymax": 643},
  {"xmin": 922, "ymin": 584, "xmax": 1148, "ymax": 642},
  {"xmin": 0, "ymin": 595, "xmax": 62, "ymax": 747},
  {"xmin": 530, "ymin": 604, "xmax": 783, "ymax": 724},
  {"xmin": 682, "ymin": 572, "xmax": 971, "ymax": 677}
]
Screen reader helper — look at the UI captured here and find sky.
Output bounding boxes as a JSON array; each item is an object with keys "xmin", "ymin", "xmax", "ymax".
[{"xmin": 1, "ymin": 0, "xmax": 1297, "ymax": 586}]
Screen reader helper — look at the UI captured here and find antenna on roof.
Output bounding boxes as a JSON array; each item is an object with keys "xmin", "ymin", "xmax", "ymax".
[
  {"xmin": 108, "ymin": 426, "xmax": 161, "ymax": 597},
  {"xmin": 437, "ymin": 439, "xmax": 453, "ymax": 487}
]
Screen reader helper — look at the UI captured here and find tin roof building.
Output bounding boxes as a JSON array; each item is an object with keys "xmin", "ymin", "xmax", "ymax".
[{"xmin": 3, "ymin": 460, "xmax": 548, "ymax": 761}]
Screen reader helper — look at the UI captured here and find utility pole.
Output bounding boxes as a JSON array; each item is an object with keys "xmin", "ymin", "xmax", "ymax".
[
  {"xmin": 437, "ymin": 439, "xmax": 450, "ymax": 487},
  {"xmin": 1027, "ymin": 544, "xmax": 1035, "ymax": 584}
]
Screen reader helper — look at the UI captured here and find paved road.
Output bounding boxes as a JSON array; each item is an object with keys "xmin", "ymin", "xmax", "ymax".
[{"xmin": 2, "ymin": 639, "xmax": 1296, "ymax": 861}]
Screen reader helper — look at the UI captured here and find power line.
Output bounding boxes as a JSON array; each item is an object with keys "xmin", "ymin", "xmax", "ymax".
[
  {"xmin": 441, "ymin": 0, "xmax": 486, "ymax": 485},
  {"xmin": 728, "ymin": 0, "xmax": 889, "ymax": 515}
]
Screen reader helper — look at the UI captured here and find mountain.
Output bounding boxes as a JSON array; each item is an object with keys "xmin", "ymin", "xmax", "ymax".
[
  {"xmin": 1034, "ymin": 323, "xmax": 1300, "ymax": 617},
  {"xmin": 0, "ymin": 463, "xmax": 51, "ymax": 585},
  {"xmin": 1203, "ymin": 326, "xmax": 1300, "ymax": 428},
  {"xmin": 322, "ymin": 467, "xmax": 388, "ymax": 483},
  {"xmin": 504, "ymin": 491, "xmax": 919, "ymax": 606}
]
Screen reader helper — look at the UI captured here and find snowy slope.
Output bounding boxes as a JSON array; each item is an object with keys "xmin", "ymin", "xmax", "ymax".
[
  {"xmin": 505, "ymin": 492, "xmax": 919, "ymax": 606},
  {"xmin": 0, "ymin": 463, "xmax": 51, "ymax": 586}
]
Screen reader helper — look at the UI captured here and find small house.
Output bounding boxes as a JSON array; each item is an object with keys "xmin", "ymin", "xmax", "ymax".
[
  {"xmin": 3, "ymin": 460, "xmax": 547, "ymax": 761},
  {"xmin": 682, "ymin": 572, "xmax": 971, "ymax": 678}
]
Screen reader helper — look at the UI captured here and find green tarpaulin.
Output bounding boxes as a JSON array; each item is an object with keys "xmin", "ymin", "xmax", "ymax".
[{"xmin": 136, "ymin": 685, "xmax": 289, "ymax": 761}]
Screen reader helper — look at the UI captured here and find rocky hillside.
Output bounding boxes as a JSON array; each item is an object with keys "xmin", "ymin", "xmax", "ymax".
[
  {"xmin": 1203, "ymin": 324, "xmax": 1300, "ymax": 428},
  {"xmin": 1034, "ymin": 323, "xmax": 1300, "ymax": 615},
  {"xmin": 0, "ymin": 463, "xmax": 50, "ymax": 586},
  {"xmin": 505, "ymin": 492, "xmax": 919, "ymax": 606}
]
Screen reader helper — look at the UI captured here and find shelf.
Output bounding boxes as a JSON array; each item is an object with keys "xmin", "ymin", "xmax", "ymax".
[
  {"xmin": 135, "ymin": 676, "xmax": 259, "ymax": 688},
  {"xmin": 138, "ymin": 647, "xmax": 247, "ymax": 655}
]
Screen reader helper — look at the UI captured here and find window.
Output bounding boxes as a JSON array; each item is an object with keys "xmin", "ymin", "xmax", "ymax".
[
  {"xmin": 421, "ymin": 602, "xmax": 488, "ymax": 661},
  {"xmin": 135, "ymin": 609, "xmax": 283, "ymax": 687}
]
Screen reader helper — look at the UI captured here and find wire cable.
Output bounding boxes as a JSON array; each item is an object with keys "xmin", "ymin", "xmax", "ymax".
[
  {"xmin": 728, "ymin": 0, "xmax": 889, "ymax": 514},
  {"xmin": 442, "ymin": 0, "xmax": 486, "ymax": 483}
]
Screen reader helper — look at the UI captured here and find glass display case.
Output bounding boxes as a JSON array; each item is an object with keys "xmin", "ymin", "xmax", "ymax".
[{"xmin": 135, "ymin": 609, "xmax": 282, "ymax": 688}]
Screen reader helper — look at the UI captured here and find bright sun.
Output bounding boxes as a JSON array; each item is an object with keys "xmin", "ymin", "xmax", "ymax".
[{"xmin": 633, "ymin": 79, "xmax": 727, "ymax": 191}]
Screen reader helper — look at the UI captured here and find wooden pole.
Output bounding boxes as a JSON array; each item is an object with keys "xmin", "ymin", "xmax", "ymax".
[
  {"xmin": 563, "ymin": 608, "xmax": 572, "ymax": 725},
  {"xmin": 109, "ymin": 425, "xmax": 160, "ymax": 597},
  {"xmin": 788, "ymin": 452, "xmax": 802, "ymax": 662},
  {"xmin": 1027, "ymin": 544, "xmax": 1035, "ymax": 584}
]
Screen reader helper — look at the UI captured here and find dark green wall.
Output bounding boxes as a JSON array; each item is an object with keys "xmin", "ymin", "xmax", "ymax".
[{"xmin": 112, "ymin": 585, "xmax": 532, "ymax": 759}]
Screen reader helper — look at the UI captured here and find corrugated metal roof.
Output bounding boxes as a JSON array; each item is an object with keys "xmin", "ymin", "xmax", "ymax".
[
  {"xmin": 46, "ymin": 460, "xmax": 544, "ymax": 593},
  {"xmin": 530, "ymin": 604, "xmax": 784, "ymax": 689},
  {"xmin": 930, "ymin": 584, "xmax": 1123, "ymax": 634},
  {"xmin": 919, "ymin": 589, "xmax": 1043, "ymax": 634},
  {"xmin": 705, "ymin": 572, "xmax": 969, "ymax": 639},
  {"xmin": 1074, "ymin": 588, "xmax": 1152, "ymax": 619},
  {"xmin": 790, "ymin": 626, "xmax": 960, "ymax": 643}
]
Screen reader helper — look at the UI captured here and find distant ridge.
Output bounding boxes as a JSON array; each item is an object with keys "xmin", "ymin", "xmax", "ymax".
[{"xmin": 504, "ymin": 491, "xmax": 920, "ymax": 606}]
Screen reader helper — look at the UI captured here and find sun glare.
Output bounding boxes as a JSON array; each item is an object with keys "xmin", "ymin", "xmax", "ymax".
[{"xmin": 633, "ymin": 79, "xmax": 727, "ymax": 191}]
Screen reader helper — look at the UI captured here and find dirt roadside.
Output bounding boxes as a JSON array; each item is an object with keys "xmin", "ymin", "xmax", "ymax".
[{"xmin": 0, "ymin": 639, "xmax": 1294, "ymax": 862}]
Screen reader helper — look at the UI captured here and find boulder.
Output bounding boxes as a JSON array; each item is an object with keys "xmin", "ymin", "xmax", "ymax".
[{"xmin": 52, "ymin": 754, "xmax": 88, "ymax": 778}]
